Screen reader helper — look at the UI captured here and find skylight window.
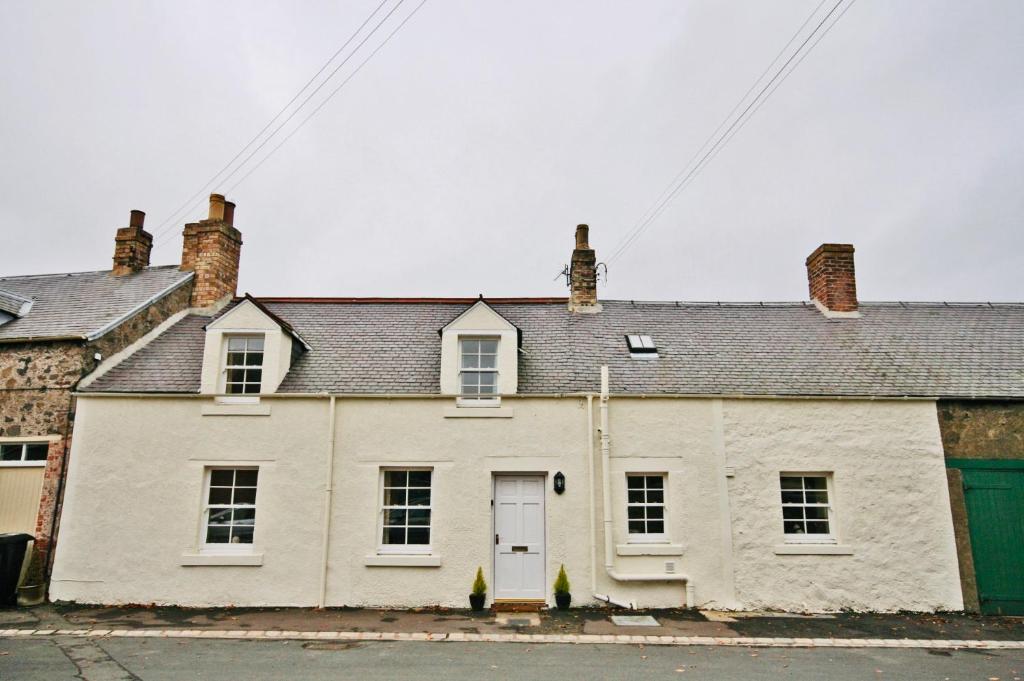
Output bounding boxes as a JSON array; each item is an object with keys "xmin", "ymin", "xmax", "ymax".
[{"xmin": 626, "ymin": 334, "xmax": 658, "ymax": 358}]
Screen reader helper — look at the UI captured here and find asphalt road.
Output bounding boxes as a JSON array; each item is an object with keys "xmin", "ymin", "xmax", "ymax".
[{"xmin": 1, "ymin": 638, "xmax": 1021, "ymax": 681}]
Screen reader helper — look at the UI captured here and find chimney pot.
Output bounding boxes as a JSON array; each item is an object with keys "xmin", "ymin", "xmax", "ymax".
[
  {"xmin": 575, "ymin": 224, "xmax": 590, "ymax": 249},
  {"xmin": 129, "ymin": 209, "xmax": 145, "ymax": 229},
  {"xmin": 806, "ymin": 243, "xmax": 858, "ymax": 315},
  {"xmin": 223, "ymin": 201, "xmax": 235, "ymax": 227},
  {"xmin": 208, "ymin": 194, "xmax": 226, "ymax": 222}
]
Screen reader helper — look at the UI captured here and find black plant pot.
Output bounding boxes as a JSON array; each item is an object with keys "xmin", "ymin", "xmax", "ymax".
[
  {"xmin": 469, "ymin": 593, "xmax": 486, "ymax": 611},
  {"xmin": 555, "ymin": 592, "xmax": 571, "ymax": 610}
]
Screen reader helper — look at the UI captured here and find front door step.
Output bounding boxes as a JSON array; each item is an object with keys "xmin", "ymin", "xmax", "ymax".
[{"xmin": 491, "ymin": 600, "xmax": 546, "ymax": 613}]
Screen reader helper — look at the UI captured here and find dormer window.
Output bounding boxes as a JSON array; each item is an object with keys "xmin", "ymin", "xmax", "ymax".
[
  {"xmin": 626, "ymin": 334, "xmax": 658, "ymax": 358},
  {"xmin": 459, "ymin": 338, "xmax": 498, "ymax": 401},
  {"xmin": 224, "ymin": 336, "xmax": 264, "ymax": 394}
]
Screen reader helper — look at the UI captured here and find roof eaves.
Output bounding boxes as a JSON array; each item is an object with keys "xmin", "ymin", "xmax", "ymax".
[{"xmin": 84, "ymin": 271, "xmax": 194, "ymax": 342}]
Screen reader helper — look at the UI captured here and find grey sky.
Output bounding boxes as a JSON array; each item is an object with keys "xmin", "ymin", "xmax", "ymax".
[{"xmin": 1, "ymin": 1, "xmax": 1021, "ymax": 302}]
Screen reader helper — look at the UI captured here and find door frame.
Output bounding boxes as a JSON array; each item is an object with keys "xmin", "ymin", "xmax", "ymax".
[{"xmin": 491, "ymin": 472, "xmax": 548, "ymax": 603}]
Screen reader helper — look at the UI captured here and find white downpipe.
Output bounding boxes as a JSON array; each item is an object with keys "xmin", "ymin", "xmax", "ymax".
[
  {"xmin": 587, "ymin": 394, "xmax": 598, "ymax": 597},
  {"xmin": 596, "ymin": 366, "xmax": 693, "ymax": 609},
  {"xmin": 317, "ymin": 395, "xmax": 337, "ymax": 608}
]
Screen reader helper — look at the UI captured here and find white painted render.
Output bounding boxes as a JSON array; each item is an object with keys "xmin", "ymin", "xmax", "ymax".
[
  {"xmin": 51, "ymin": 394, "xmax": 963, "ymax": 612},
  {"xmin": 200, "ymin": 300, "xmax": 293, "ymax": 394},
  {"xmin": 438, "ymin": 301, "xmax": 519, "ymax": 396}
]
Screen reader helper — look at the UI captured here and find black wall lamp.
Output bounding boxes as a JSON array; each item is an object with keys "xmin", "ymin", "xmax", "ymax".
[{"xmin": 553, "ymin": 471, "xmax": 566, "ymax": 494}]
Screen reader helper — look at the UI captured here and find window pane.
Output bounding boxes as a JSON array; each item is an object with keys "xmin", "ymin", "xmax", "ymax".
[
  {"xmin": 407, "ymin": 488, "xmax": 431, "ymax": 506},
  {"xmin": 627, "ymin": 506, "xmax": 644, "ymax": 520},
  {"xmin": 22, "ymin": 444, "xmax": 47, "ymax": 461},
  {"xmin": 479, "ymin": 373, "xmax": 496, "ymax": 387},
  {"xmin": 209, "ymin": 488, "xmax": 232, "ymax": 505},
  {"xmin": 407, "ymin": 509, "xmax": 430, "ymax": 526},
  {"xmin": 806, "ymin": 521, "xmax": 830, "ymax": 534},
  {"xmin": 208, "ymin": 508, "xmax": 232, "ymax": 525},
  {"xmin": 479, "ymin": 353, "xmax": 497, "ymax": 369},
  {"xmin": 781, "ymin": 491, "xmax": 803, "ymax": 504},
  {"xmin": 242, "ymin": 383, "xmax": 261, "ymax": 394},
  {"xmin": 804, "ymin": 477, "xmax": 827, "ymax": 490},
  {"xmin": 805, "ymin": 491, "xmax": 828, "ymax": 504},
  {"xmin": 461, "ymin": 354, "xmax": 480, "ymax": 369},
  {"xmin": 646, "ymin": 476, "xmax": 663, "ymax": 489},
  {"xmin": 385, "ymin": 471, "xmax": 408, "ymax": 487},
  {"xmin": 232, "ymin": 526, "xmax": 255, "ymax": 544},
  {"xmin": 232, "ymin": 508, "xmax": 256, "ymax": 525},
  {"xmin": 226, "ymin": 352, "xmax": 246, "ymax": 366},
  {"xmin": 247, "ymin": 337, "xmax": 264, "ymax": 351},
  {"xmin": 782, "ymin": 506, "xmax": 803, "ymax": 520},
  {"xmin": 646, "ymin": 489, "xmax": 664, "ymax": 504},
  {"xmin": 408, "ymin": 471, "xmax": 431, "ymax": 487},
  {"xmin": 227, "ymin": 338, "xmax": 247, "ymax": 351},
  {"xmin": 780, "ymin": 476, "xmax": 802, "ymax": 490},
  {"xmin": 646, "ymin": 521, "xmax": 664, "ymax": 534},
  {"xmin": 235, "ymin": 470, "xmax": 258, "ymax": 486},
  {"xmin": 805, "ymin": 506, "xmax": 829, "ymax": 520},
  {"xmin": 646, "ymin": 506, "xmax": 664, "ymax": 520},
  {"xmin": 244, "ymin": 352, "xmax": 263, "ymax": 366},
  {"xmin": 210, "ymin": 469, "xmax": 234, "ymax": 486},
  {"xmin": 406, "ymin": 527, "xmax": 430, "ymax": 545},
  {"xmin": 233, "ymin": 487, "xmax": 256, "ymax": 505},
  {"xmin": 627, "ymin": 490, "xmax": 644, "ymax": 503},
  {"xmin": 479, "ymin": 340, "xmax": 498, "ymax": 354},
  {"xmin": 0, "ymin": 444, "xmax": 22, "ymax": 461},
  {"xmin": 383, "ymin": 488, "xmax": 406, "ymax": 506},
  {"xmin": 626, "ymin": 476, "xmax": 644, "ymax": 490},
  {"xmin": 783, "ymin": 521, "xmax": 805, "ymax": 534},
  {"xmin": 385, "ymin": 509, "xmax": 407, "ymax": 526},
  {"xmin": 244, "ymin": 369, "xmax": 262, "ymax": 383},
  {"xmin": 206, "ymin": 526, "xmax": 231, "ymax": 543},
  {"xmin": 383, "ymin": 527, "xmax": 405, "ymax": 545},
  {"xmin": 627, "ymin": 520, "xmax": 644, "ymax": 533},
  {"xmin": 226, "ymin": 368, "xmax": 247, "ymax": 384}
]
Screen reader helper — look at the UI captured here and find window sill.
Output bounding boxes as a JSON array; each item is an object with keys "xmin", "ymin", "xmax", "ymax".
[
  {"xmin": 617, "ymin": 543, "xmax": 684, "ymax": 556},
  {"xmin": 202, "ymin": 403, "xmax": 272, "ymax": 417},
  {"xmin": 180, "ymin": 552, "xmax": 264, "ymax": 566},
  {"xmin": 773, "ymin": 544, "xmax": 853, "ymax": 555},
  {"xmin": 364, "ymin": 554, "xmax": 442, "ymax": 567},
  {"xmin": 0, "ymin": 461, "xmax": 46, "ymax": 468},
  {"xmin": 444, "ymin": 407, "xmax": 514, "ymax": 418}
]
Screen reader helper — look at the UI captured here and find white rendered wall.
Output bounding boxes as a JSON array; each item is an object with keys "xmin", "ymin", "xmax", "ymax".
[{"xmin": 51, "ymin": 394, "xmax": 962, "ymax": 612}]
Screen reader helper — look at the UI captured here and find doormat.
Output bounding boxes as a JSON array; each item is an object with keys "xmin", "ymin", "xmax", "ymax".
[{"xmin": 610, "ymin": 615, "xmax": 660, "ymax": 627}]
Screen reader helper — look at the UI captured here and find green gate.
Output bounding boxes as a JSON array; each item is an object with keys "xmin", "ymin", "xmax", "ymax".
[{"xmin": 949, "ymin": 460, "xmax": 1024, "ymax": 615}]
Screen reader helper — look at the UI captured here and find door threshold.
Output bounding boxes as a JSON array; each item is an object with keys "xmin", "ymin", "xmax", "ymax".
[{"xmin": 491, "ymin": 599, "xmax": 547, "ymax": 613}]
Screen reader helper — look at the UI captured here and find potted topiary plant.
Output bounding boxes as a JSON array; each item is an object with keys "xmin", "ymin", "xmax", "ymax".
[
  {"xmin": 553, "ymin": 564, "xmax": 571, "ymax": 610},
  {"xmin": 469, "ymin": 566, "xmax": 487, "ymax": 611}
]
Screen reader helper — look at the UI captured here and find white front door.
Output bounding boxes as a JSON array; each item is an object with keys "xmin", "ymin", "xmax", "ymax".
[{"xmin": 493, "ymin": 475, "xmax": 546, "ymax": 600}]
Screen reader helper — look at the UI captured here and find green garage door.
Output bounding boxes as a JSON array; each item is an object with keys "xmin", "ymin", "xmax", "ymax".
[{"xmin": 958, "ymin": 463, "xmax": 1024, "ymax": 615}]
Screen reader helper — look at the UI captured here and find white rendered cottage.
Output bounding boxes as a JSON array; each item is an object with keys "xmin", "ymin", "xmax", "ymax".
[{"xmin": 50, "ymin": 227, "xmax": 1021, "ymax": 613}]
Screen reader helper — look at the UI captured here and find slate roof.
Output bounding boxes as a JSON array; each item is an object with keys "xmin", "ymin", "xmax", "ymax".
[
  {"xmin": 0, "ymin": 266, "xmax": 193, "ymax": 342},
  {"xmin": 0, "ymin": 288, "xmax": 33, "ymax": 317},
  {"xmin": 84, "ymin": 298, "xmax": 1024, "ymax": 399}
]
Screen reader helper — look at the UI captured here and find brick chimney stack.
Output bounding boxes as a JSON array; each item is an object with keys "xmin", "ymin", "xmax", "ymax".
[
  {"xmin": 111, "ymin": 210, "xmax": 153, "ymax": 276},
  {"xmin": 806, "ymin": 243, "xmax": 858, "ymax": 315},
  {"xmin": 181, "ymin": 194, "xmax": 243, "ymax": 309},
  {"xmin": 568, "ymin": 224, "xmax": 601, "ymax": 313}
]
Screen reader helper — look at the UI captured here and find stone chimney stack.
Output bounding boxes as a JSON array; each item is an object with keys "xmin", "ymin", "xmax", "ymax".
[
  {"xmin": 181, "ymin": 194, "xmax": 243, "ymax": 309},
  {"xmin": 806, "ymin": 243, "xmax": 858, "ymax": 315},
  {"xmin": 111, "ymin": 210, "xmax": 153, "ymax": 276},
  {"xmin": 568, "ymin": 224, "xmax": 601, "ymax": 313}
]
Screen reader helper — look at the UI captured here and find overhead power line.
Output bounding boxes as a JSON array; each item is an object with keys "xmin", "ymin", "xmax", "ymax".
[
  {"xmin": 606, "ymin": 0, "xmax": 857, "ymax": 265},
  {"xmin": 152, "ymin": 0, "xmax": 423, "ymax": 247},
  {"xmin": 150, "ymin": 0, "xmax": 392, "ymax": 242}
]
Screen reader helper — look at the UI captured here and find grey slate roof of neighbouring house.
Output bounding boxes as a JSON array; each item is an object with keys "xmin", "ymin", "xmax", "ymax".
[
  {"xmin": 0, "ymin": 266, "xmax": 193, "ymax": 342},
  {"xmin": 84, "ymin": 298, "xmax": 1024, "ymax": 399}
]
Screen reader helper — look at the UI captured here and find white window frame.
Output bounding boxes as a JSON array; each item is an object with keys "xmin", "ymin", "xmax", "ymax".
[
  {"xmin": 780, "ymin": 473, "xmax": 836, "ymax": 544},
  {"xmin": 0, "ymin": 441, "xmax": 49, "ymax": 468},
  {"xmin": 626, "ymin": 473, "xmax": 668, "ymax": 543},
  {"xmin": 377, "ymin": 467, "xmax": 433, "ymax": 555},
  {"xmin": 220, "ymin": 334, "xmax": 265, "ymax": 399},
  {"xmin": 200, "ymin": 467, "xmax": 259, "ymax": 554},
  {"xmin": 457, "ymin": 337, "xmax": 500, "ymax": 407}
]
